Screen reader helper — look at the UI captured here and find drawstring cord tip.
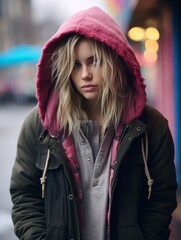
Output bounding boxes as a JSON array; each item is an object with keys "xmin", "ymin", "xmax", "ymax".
[
  {"xmin": 40, "ymin": 148, "xmax": 51, "ymax": 199},
  {"xmin": 147, "ymin": 179, "xmax": 154, "ymax": 199},
  {"xmin": 141, "ymin": 131, "xmax": 154, "ymax": 200},
  {"xmin": 40, "ymin": 176, "xmax": 47, "ymax": 198}
]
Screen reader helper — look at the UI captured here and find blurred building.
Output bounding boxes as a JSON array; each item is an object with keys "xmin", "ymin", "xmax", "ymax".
[
  {"xmin": 0, "ymin": 0, "xmax": 60, "ymax": 50},
  {"xmin": 0, "ymin": 0, "xmax": 32, "ymax": 50},
  {"xmin": 0, "ymin": 0, "xmax": 60, "ymax": 103}
]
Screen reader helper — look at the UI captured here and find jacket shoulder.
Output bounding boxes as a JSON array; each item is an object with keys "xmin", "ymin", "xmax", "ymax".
[
  {"xmin": 21, "ymin": 105, "xmax": 44, "ymax": 141},
  {"xmin": 139, "ymin": 104, "xmax": 168, "ymax": 128}
]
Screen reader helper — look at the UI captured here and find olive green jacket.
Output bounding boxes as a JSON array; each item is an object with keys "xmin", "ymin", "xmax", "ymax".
[{"xmin": 10, "ymin": 105, "xmax": 177, "ymax": 240}]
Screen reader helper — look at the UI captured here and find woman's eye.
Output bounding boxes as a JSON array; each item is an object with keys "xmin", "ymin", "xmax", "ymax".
[
  {"xmin": 73, "ymin": 62, "xmax": 81, "ymax": 69},
  {"xmin": 89, "ymin": 57, "xmax": 97, "ymax": 66}
]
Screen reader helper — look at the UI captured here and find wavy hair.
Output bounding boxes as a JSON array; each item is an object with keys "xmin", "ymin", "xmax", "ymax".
[{"xmin": 51, "ymin": 34, "xmax": 134, "ymax": 134}]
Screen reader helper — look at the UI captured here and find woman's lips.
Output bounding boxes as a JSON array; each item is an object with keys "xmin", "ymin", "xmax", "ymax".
[{"xmin": 81, "ymin": 85, "xmax": 98, "ymax": 92}]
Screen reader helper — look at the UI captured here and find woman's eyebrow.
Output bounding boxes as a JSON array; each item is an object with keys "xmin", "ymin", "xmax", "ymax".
[
  {"xmin": 74, "ymin": 56, "xmax": 94, "ymax": 62},
  {"xmin": 87, "ymin": 56, "xmax": 94, "ymax": 61}
]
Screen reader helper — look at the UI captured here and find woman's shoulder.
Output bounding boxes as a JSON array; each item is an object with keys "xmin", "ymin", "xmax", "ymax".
[
  {"xmin": 21, "ymin": 105, "xmax": 44, "ymax": 138},
  {"xmin": 140, "ymin": 104, "xmax": 168, "ymax": 130},
  {"xmin": 139, "ymin": 104, "xmax": 174, "ymax": 154}
]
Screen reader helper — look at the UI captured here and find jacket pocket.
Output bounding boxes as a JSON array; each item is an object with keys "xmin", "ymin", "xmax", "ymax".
[
  {"xmin": 119, "ymin": 154, "xmax": 145, "ymax": 196},
  {"xmin": 46, "ymin": 224, "xmax": 67, "ymax": 240},
  {"xmin": 118, "ymin": 225, "xmax": 145, "ymax": 240},
  {"xmin": 124, "ymin": 153, "xmax": 144, "ymax": 165}
]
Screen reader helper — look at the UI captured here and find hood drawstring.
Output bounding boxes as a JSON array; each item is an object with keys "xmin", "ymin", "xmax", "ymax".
[
  {"xmin": 40, "ymin": 148, "xmax": 51, "ymax": 198},
  {"xmin": 141, "ymin": 131, "xmax": 154, "ymax": 199}
]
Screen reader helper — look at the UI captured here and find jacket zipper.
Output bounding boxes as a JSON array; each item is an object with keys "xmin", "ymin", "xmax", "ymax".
[
  {"xmin": 111, "ymin": 122, "xmax": 146, "ymax": 196},
  {"xmin": 56, "ymin": 138, "xmax": 81, "ymax": 240}
]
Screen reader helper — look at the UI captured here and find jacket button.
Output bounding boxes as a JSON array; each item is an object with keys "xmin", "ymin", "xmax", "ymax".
[
  {"xmin": 136, "ymin": 127, "xmax": 141, "ymax": 131},
  {"xmin": 68, "ymin": 194, "xmax": 73, "ymax": 200},
  {"xmin": 81, "ymin": 138, "xmax": 86, "ymax": 144}
]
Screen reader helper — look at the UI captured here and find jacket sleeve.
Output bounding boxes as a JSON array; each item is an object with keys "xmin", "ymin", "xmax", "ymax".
[
  {"xmin": 10, "ymin": 108, "xmax": 47, "ymax": 240},
  {"xmin": 140, "ymin": 110, "xmax": 177, "ymax": 240}
]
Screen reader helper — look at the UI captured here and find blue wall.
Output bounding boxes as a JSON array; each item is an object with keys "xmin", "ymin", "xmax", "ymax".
[{"xmin": 173, "ymin": 1, "xmax": 181, "ymax": 189}]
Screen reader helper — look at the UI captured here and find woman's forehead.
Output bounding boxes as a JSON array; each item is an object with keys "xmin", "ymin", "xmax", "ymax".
[{"xmin": 74, "ymin": 39, "xmax": 94, "ymax": 60}]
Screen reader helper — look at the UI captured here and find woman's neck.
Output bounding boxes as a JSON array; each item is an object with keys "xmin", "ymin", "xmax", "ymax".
[{"xmin": 85, "ymin": 100, "xmax": 101, "ymax": 120}]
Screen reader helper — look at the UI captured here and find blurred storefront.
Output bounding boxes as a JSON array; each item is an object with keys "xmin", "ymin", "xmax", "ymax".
[
  {"xmin": 105, "ymin": 0, "xmax": 181, "ymax": 190},
  {"xmin": 0, "ymin": 44, "xmax": 41, "ymax": 103}
]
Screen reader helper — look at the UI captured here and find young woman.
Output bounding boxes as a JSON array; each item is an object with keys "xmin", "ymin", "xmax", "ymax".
[{"xmin": 10, "ymin": 6, "xmax": 177, "ymax": 240}]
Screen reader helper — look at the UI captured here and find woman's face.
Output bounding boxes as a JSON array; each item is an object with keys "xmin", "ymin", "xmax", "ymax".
[{"xmin": 70, "ymin": 39, "xmax": 102, "ymax": 102}]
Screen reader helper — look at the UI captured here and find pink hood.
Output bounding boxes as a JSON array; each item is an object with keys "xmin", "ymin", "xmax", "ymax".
[{"xmin": 36, "ymin": 6, "xmax": 146, "ymax": 136}]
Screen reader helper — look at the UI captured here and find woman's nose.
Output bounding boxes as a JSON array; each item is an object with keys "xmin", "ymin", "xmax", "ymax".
[{"xmin": 82, "ymin": 66, "xmax": 92, "ymax": 81}]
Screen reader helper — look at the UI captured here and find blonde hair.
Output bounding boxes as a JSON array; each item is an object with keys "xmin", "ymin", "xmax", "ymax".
[{"xmin": 51, "ymin": 34, "xmax": 133, "ymax": 134}]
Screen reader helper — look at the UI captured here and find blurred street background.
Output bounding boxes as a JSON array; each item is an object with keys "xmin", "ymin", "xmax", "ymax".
[{"xmin": 0, "ymin": 0, "xmax": 180, "ymax": 239}]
